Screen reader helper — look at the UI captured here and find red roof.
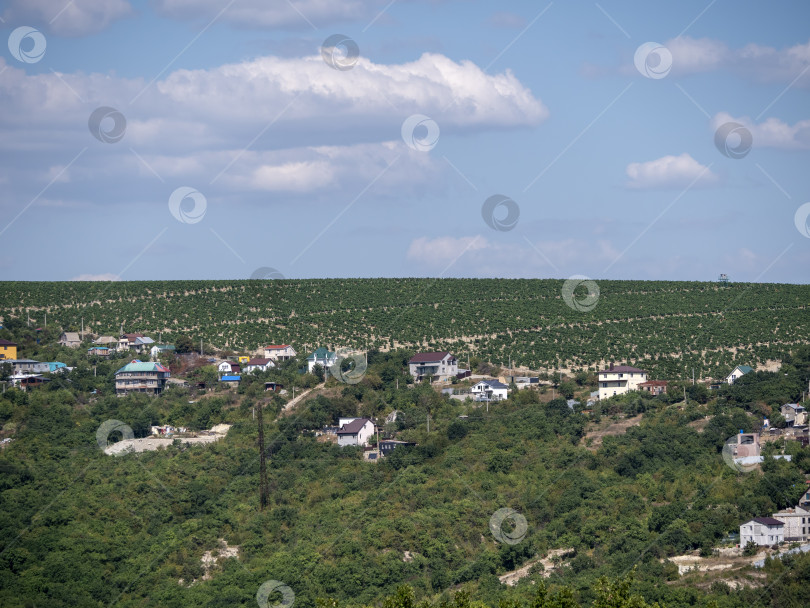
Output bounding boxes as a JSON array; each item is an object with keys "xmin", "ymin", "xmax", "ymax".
[
  {"xmin": 409, "ymin": 351, "xmax": 453, "ymax": 364},
  {"xmin": 265, "ymin": 344, "xmax": 291, "ymax": 349}
]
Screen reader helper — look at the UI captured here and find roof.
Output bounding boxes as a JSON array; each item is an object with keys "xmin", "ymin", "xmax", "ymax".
[
  {"xmin": 408, "ymin": 351, "xmax": 453, "ymax": 364},
  {"xmin": 599, "ymin": 365, "xmax": 646, "ymax": 374},
  {"xmin": 477, "ymin": 379, "xmax": 508, "ymax": 389},
  {"xmin": 94, "ymin": 336, "xmax": 117, "ymax": 344},
  {"xmin": 220, "ymin": 375, "xmax": 241, "ymax": 381},
  {"xmin": 115, "ymin": 360, "xmax": 170, "ymax": 374},
  {"xmin": 307, "ymin": 347, "xmax": 335, "ymax": 360},
  {"xmin": 134, "ymin": 337, "xmax": 154, "ymax": 345},
  {"xmin": 731, "ymin": 365, "xmax": 754, "ymax": 374},
  {"xmin": 0, "ymin": 339, "xmax": 17, "ymax": 346},
  {"xmin": 60, "ymin": 332, "xmax": 81, "ymax": 341},
  {"xmin": 337, "ymin": 418, "xmax": 373, "ymax": 435},
  {"xmin": 152, "ymin": 344, "xmax": 175, "ymax": 350},
  {"xmin": 265, "ymin": 344, "xmax": 292, "ymax": 349},
  {"xmin": 750, "ymin": 517, "xmax": 785, "ymax": 526},
  {"xmin": 638, "ymin": 380, "xmax": 668, "ymax": 386},
  {"xmin": 246, "ymin": 358, "xmax": 272, "ymax": 366}
]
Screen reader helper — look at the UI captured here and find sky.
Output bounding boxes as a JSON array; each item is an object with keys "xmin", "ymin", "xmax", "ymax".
[{"xmin": 1, "ymin": 0, "xmax": 809, "ymax": 283}]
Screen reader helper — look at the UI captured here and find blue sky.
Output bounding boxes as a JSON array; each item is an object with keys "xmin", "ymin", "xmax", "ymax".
[{"xmin": 1, "ymin": 0, "xmax": 809, "ymax": 283}]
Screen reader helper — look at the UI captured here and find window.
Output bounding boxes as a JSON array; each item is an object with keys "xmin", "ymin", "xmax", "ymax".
[{"xmin": 618, "ymin": 373, "xmax": 623, "ymax": 378}]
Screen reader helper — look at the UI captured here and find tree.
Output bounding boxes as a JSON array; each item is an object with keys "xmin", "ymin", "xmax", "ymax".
[{"xmin": 175, "ymin": 335, "xmax": 194, "ymax": 354}]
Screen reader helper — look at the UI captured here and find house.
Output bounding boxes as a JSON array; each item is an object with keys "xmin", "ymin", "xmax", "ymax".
[
  {"xmin": 407, "ymin": 351, "xmax": 458, "ymax": 382},
  {"xmin": 0, "ymin": 339, "xmax": 17, "ymax": 360},
  {"xmin": 307, "ymin": 347, "xmax": 337, "ymax": 373},
  {"xmin": 740, "ymin": 517, "xmax": 784, "ymax": 546},
  {"xmin": 46, "ymin": 362, "xmax": 67, "ymax": 373},
  {"xmin": 379, "ymin": 440, "xmax": 416, "ymax": 457},
  {"xmin": 15, "ymin": 375, "xmax": 49, "ymax": 390},
  {"xmin": 337, "ymin": 418, "xmax": 375, "ymax": 447},
  {"xmin": 801, "ymin": 482, "xmax": 810, "ymax": 508},
  {"xmin": 263, "ymin": 344, "xmax": 297, "ymax": 361},
  {"xmin": 726, "ymin": 365, "xmax": 753, "ymax": 385},
  {"xmin": 733, "ymin": 432, "xmax": 761, "ymax": 459},
  {"xmin": 4, "ymin": 359, "xmax": 49, "ymax": 374},
  {"xmin": 638, "ymin": 380, "xmax": 668, "ymax": 396},
  {"xmin": 237, "ymin": 356, "xmax": 250, "ymax": 364},
  {"xmin": 781, "ymin": 404, "xmax": 807, "ymax": 427},
  {"xmin": 58, "ymin": 332, "xmax": 81, "ymax": 348},
  {"xmin": 598, "ymin": 364, "xmax": 647, "ymax": 400},
  {"xmin": 219, "ymin": 375, "xmax": 240, "ymax": 385},
  {"xmin": 114, "ymin": 360, "xmax": 170, "ymax": 396},
  {"xmin": 244, "ymin": 358, "xmax": 275, "ymax": 374},
  {"xmin": 87, "ymin": 346, "xmax": 112, "ymax": 357},
  {"xmin": 149, "ymin": 344, "xmax": 176, "ymax": 360},
  {"xmin": 771, "ymin": 506, "xmax": 810, "ymax": 542},
  {"xmin": 471, "ymin": 379, "xmax": 509, "ymax": 402},
  {"xmin": 264, "ymin": 382, "xmax": 284, "ymax": 392},
  {"xmin": 117, "ymin": 333, "xmax": 155, "ymax": 353},
  {"xmin": 218, "ymin": 361, "xmax": 241, "ymax": 376},
  {"xmin": 93, "ymin": 336, "xmax": 117, "ymax": 346}
]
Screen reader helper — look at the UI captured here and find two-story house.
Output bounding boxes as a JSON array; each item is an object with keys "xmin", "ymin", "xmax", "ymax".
[
  {"xmin": 471, "ymin": 379, "xmax": 509, "ymax": 402},
  {"xmin": 725, "ymin": 365, "xmax": 753, "ymax": 385},
  {"xmin": 336, "ymin": 418, "xmax": 375, "ymax": 447},
  {"xmin": 114, "ymin": 360, "xmax": 170, "ymax": 396},
  {"xmin": 740, "ymin": 517, "xmax": 784, "ymax": 546},
  {"xmin": 58, "ymin": 332, "xmax": 81, "ymax": 348},
  {"xmin": 263, "ymin": 344, "xmax": 297, "ymax": 361},
  {"xmin": 781, "ymin": 404, "xmax": 807, "ymax": 427},
  {"xmin": 0, "ymin": 339, "xmax": 18, "ymax": 360},
  {"xmin": 244, "ymin": 358, "xmax": 275, "ymax": 374},
  {"xmin": 408, "ymin": 352, "xmax": 458, "ymax": 382},
  {"xmin": 598, "ymin": 364, "xmax": 647, "ymax": 400},
  {"xmin": 307, "ymin": 347, "xmax": 337, "ymax": 373},
  {"xmin": 771, "ymin": 506, "xmax": 810, "ymax": 542}
]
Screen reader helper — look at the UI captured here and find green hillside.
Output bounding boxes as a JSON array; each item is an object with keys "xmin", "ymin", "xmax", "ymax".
[{"xmin": 2, "ymin": 279, "xmax": 808, "ymax": 378}]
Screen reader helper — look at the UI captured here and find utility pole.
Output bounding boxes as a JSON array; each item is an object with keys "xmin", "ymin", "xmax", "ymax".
[{"xmin": 257, "ymin": 402, "xmax": 268, "ymax": 510}]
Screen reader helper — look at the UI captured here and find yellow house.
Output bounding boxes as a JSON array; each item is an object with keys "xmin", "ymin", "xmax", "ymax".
[
  {"xmin": 598, "ymin": 363, "xmax": 647, "ymax": 400},
  {"xmin": 237, "ymin": 356, "xmax": 250, "ymax": 364},
  {"xmin": 0, "ymin": 339, "xmax": 17, "ymax": 360}
]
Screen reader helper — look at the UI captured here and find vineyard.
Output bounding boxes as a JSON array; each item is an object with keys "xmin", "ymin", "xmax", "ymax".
[{"xmin": 1, "ymin": 279, "xmax": 808, "ymax": 379}]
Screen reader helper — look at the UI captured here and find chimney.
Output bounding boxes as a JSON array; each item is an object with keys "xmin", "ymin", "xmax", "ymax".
[{"xmin": 609, "ymin": 362, "xmax": 614, "ymax": 371}]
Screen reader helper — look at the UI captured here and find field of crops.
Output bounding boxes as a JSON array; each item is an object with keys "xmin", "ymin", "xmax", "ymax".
[{"xmin": 1, "ymin": 279, "xmax": 808, "ymax": 379}]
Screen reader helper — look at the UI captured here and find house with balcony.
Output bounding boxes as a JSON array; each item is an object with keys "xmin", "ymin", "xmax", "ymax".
[
  {"xmin": 771, "ymin": 506, "xmax": 810, "ymax": 542},
  {"xmin": 114, "ymin": 360, "xmax": 170, "ymax": 396},
  {"xmin": 638, "ymin": 380, "xmax": 668, "ymax": 396},
  {"xmin": 263, "ymin": 344, "xmax": 297, "ymax": 361},
  {"xmin": 598, "ymin": 364, "xmax": 647, "ymax": 400},
  {"xmin": 408, "ymin": 352, "xmax": 458, "ymax": 382},
  {"xmin": 471, "ymin": 379, "xmax": 509, "ymax": 402},
  {"xmin": 117, "ymin": 333, "xmax": 155, "ymax": 353}
]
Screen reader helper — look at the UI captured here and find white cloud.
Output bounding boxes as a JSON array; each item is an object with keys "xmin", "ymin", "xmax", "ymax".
[
  {"xmin": 1, "ymin": 0, "xmax": 132, "ymax": 36},
  {"xmin": 711, "ymin": 112, "xmax": 810, "ymax": 150},
  {"xmin": 407, "ymin": 236, "xmax": 490, "ymax": 266},
  {"xmin": 70, "ymin": 273, "xmax": 120, "ymax": 281},
  {"xmin": 663, "ymin": 36, "xmax": 810, "ymax": 86},
  {"xmin": 625, "ymin": 153, "xmax": 718, "ymax": 190}
]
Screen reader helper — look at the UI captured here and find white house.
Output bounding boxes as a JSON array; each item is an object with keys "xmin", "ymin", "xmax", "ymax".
[
  {"xmin": 725, "ymin": 365, "xmax": 753, "ymax": 385},
  {"xmin": 471, "ymin": 380, "xmax": 509, "ymax": 402},
  {"xmin": 598, "ymin": 364, "xmax": 647, "ymax": 400},
  {"xmin": 408, "ymin": 352, "xmax": 458, "ymax": 382},
  {"xmin": 307, "ymin": 347, "xmax": 337, "ymax": 373},
  {"xmin": 771, "ymin": 506, "xmax": 810, "ymax": 542},
  {"xmin": 336, "ymin": 418, "xmax": 375, "ymax": 447},
  {"xmin": 740, "ymin": 517, "xmax": 784, "ymax": 546},
  {"xmin": 244, "ymin": 358, "xmax": 275, "ymax": 374},
  {"xmin": 264, "ymin": 344, "xmax": 297, "ymax": 361},
  {"xmin": 117, "ymin": 333, "xmax": 154, "ymax": 353},
  {"xmin": 218, "ymin": 361, "xmax": 242, "ymax": 376}
]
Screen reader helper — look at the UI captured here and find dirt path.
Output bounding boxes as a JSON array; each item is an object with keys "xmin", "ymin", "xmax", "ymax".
[
  {"xmin": 499, "ymin": 548, "xmax": 574, "ymax": 586},
  {"xmin": 279, "ymin": 383, "xmax": 325, "ymax": 417},
  {"xmin": 582, "ymin": 415, "xmax": 643, "ymax": 451}
]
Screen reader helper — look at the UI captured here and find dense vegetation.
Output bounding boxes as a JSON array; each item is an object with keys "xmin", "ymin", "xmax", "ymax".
[
  {"xmin": 1, "ymin": 320, "xmax": 809, "ymax": 607},
  {"xmin": 2, "ymin": 279, "xmax": 809, "ymax": 379}
]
